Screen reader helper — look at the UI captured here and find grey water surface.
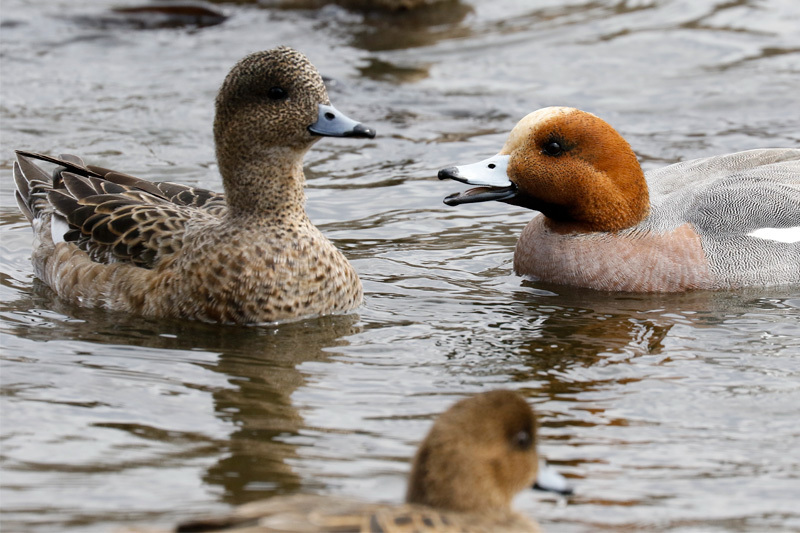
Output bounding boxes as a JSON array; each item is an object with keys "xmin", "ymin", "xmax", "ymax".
[{"xmin": 1, "ymin": 0, "xmax": 800, "ymax": 531}]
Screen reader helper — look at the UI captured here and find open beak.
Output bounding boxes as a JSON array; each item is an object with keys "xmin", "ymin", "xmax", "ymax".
[
  {"xmin": 533, "ymin": 458, "xmax": 573, "ymax": 496},
  {"xmin": 438, "ymin": 154, "xmax": 517, "ymax": 206},
  {"xmin": 308, "ymin": 103, "xmax": 376, "ymax": 139}
]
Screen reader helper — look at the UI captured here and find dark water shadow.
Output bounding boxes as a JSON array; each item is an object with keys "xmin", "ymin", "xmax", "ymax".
[
  {"xmin": 71, "ymin": 3, "xmax": 228, "ymax": 30},
  {"xmin": 342, "ymin": 1, "xmax": 473, "ymax": 53}
]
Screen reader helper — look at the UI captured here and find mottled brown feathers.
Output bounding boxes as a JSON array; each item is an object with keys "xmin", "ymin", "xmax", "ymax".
[{"xmin": 13, "ymin": 47, "xmax": 369, "ymax": 324}]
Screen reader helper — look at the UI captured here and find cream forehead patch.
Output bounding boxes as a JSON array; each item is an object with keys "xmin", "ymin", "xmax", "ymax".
[{"xmin": 501, "ymin": 107, "xmax": 581, "ymax": 153}]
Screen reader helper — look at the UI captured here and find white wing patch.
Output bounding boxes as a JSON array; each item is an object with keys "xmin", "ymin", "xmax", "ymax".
[
  {"xmin": 50, "ymin": 215, "xmax": 70, "ymax": 244},
  {"xmin": 747, "ymin": 226, "xmax": 800, "ymax": 244}
]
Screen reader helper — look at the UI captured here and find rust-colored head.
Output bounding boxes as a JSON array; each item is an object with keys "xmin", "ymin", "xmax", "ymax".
[
  {"xmin": 405, "ymin": 390, "xmax": 539, "ymax": 513},
  {"xmin": 441, "ymin": 107, "xmax": 650, "ymax": 232}
]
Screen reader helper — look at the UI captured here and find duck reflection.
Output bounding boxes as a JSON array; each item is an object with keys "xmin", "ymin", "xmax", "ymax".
[
  {"xmin": 200, "ymin": 315, "xmax": 360, "ymax": 503},
  {"xmin": 70, "ymin": 3, "xmax": 228, "ymax": 30},
  {"xmin": 501, "ymin": 282, "xmax": 796, "ymax": 389},
  {"xmin": 1, "ymin": 282, "xmax": 360, "ymax": 504},
  {"xmin": 72, "ymin": 0, "xmax": 470, "ymax": 82},
  {"xmin": 511, "ymin": 284, "xmax": 676, "ymax": 362},
  {"xmin": 340, "ymin": 1, "xmax": 473, "ymax": 53},
  {"xmin": 235, "ymin": 0, "xmax": 472, "ymax": 73}
]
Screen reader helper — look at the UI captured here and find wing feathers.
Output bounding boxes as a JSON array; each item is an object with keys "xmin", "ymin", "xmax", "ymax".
[
  {"xmin": 62, "ymin": 173, "xmax": 101, "ymax": 200},
  {"xmin": 59, "ymin": 153, "xmax": 87, "ymax": 167},
  {"xmin": 14, "ymin": 151, "xmax": 225, "ymax": 270}
]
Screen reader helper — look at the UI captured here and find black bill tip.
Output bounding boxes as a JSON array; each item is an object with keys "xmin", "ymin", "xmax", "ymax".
[
  {"xmin": 534, "ymin": 481, "xmax": 574, "ymax": 496},
  {"xmin": 308, "ymin": 103, "xmax": 376, "ymax": 139},
  {"xmin": 438, "ymin": 167, "xmax": 460, "ymax": 181},
  {"xmin": 347, "ymin": 123, "xmax": 376, "ymax": 139}
]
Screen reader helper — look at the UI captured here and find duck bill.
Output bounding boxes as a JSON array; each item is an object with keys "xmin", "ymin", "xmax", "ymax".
[
  {"xmin": 308, "ymin": 103, "xmax": 376, "ymax": 139},
  {"xmin": 438, "ymin": 154, "xmax": 517, "ymax": 206},
  {"xmin": 533, "ymin": 459, "xmax": 573, "ymax": 496}
]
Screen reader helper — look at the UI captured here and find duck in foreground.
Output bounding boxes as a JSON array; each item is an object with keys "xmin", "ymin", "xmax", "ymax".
[
  {"xmin": 439, "ymin": 107, "xmax": 800, "ymax": 292},
  {"xmin": 168, "ymin": 390, "xmax": 569, "ymax": 533},
  {"xmin": 13, "ymin": 47, "xmax": 375, "ymax": 324}
]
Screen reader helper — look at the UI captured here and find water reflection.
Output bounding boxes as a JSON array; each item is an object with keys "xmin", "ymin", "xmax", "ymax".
[
  {"xmin": 3, "ymin": 0, "xmax": 800, "ymax": 530},
  {"xmin": 1, "ymin": 284, "xmax": 360, "ymax": 505},
  {"xmin": 343, "ymin": 1, "xmax": 472, "ymax": 52},
  {"xmin": 202, "ymin": 315, "xmax": 360, "ymax": 503}
]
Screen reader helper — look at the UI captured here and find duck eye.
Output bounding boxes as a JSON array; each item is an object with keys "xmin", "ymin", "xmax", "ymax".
[
  {"xmin": 511, "ymin": 430, "xmax": 533, "ymax": 451},
  {"xmin": 543, "ymin": 141, "xmax": 563, "ymax": 157},
  {"xmin": 267, "ymin": 87, "xmax": 288, "ymax": 101}
]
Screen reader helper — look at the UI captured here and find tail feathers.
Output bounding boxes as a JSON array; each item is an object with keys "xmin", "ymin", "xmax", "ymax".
[
  {"xmin": 13, "ymin": 162, "xmax": 33, "ymax": 222},
  {"xmin": 59, "ymin": 153, "xmax": 87, "ymax": 167},
  {"xmin": 15, "ymin": 150, "xmax": 102, "ymax": 185},
  {"xmin": 13, "ymin": 150, "xmax": 138, "ymax": 224},
  {"xmin": 14, "ymin": 190, "xmax": 33, "ymax": 223},
  {"xmin": 13, "ymin": 157, "xmax": 54, "ymax": 223}
]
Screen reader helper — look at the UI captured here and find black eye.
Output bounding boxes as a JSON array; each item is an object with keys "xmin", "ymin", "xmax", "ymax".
[
  {"xmin": 267, "ymin": 87, "xmax": 288, "ymax": 101},
  {"xmin": 511, "ymin": 430, "xmax": 533, "ymax": 451},
  {"xmin": 543, "ymin": 141, "xmax": 563, "ymax": 157}
]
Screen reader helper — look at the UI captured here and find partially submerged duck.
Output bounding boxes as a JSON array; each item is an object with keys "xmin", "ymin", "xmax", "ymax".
[
  {"xmin": 169, "ymin": 390, "xmax": 569, "ymax": 532},
  {"xmin": 14, "ymin": 47, "xmax": 375, "ymax": 324}
]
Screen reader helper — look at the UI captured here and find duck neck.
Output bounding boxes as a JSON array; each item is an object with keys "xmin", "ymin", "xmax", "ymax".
[
  {"xmin": 573, "ymin": 154, "xmax": 651, "ymax": 231},
  {"xmin": 218, "ymin": 145, "xmax": 309, "ymax": 221},
  {"xmin": 572, "ymin": 170, "xmax": 650, "ymax": 232}
]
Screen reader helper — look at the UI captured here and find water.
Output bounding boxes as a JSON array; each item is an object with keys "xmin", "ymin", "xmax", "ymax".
[{"xmin": 1, "ymin": 0, "xmax": 799, "ymax": 531}]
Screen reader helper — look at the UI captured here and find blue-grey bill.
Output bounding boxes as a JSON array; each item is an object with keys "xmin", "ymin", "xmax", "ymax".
[
  {"xmin": 308, "ymin": 103, "xmax": 376, "ymax": 139},
  {"xmin": 534, "ymin": 459, "xmax": 573, "ymax": 495}
]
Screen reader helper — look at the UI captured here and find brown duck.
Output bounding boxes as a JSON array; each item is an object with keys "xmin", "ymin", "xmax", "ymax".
[
  {"xmin": 161, "ymin": 390, "xmax": 570, "ymax": 532},
  {"xmin": 13, "ymin": 47, "xmax": 375, "ymax": 324}
]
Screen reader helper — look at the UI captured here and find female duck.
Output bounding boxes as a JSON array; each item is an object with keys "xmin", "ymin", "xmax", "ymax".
[
  {"xmin": 14, "ymin": 47, "xmax": 375, "ymax": 324},
  {"xmin": 172, "ymin": 390, "xmax": 569, "ymax": 533},
  {"xmin": 440, "ymin": 107, "xmax": 799, "ymax": 292}
]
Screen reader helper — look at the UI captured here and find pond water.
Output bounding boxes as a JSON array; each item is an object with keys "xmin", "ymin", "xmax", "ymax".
[{"xmin": 1, "ymin": 0, "xmax": 799, "ymax": 531}]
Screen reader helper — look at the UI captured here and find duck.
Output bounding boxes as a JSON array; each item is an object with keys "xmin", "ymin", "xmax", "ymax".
[
  {"xmin": 439, "ymin": 107, "xmax": 800, "ymax": 292},
  {"xmin": 13, "ymin": 46, "xmax": 376, "ymax": 324},
  {"xmin": 168, "ymin": 390, "xmax": 570, "ymax": 532}
]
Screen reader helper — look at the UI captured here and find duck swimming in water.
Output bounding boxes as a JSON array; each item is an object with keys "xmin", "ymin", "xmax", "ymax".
[
  {"xmin": 170, "ymin": 390, "xmax": 569, "ymax": 533},
  {"xmin": 440, "ymin": 107, "xmax": 800, "ymax": 292},
  {"xmin": 13, "ymin": 47, "xmax": 375, "ymax": 324}
]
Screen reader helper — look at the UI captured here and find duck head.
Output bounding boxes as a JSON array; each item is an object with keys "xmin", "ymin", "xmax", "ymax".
[
  {"xmin": 406, "ymin": 390, "xmax": 568, "ymax": 514},
  {"xmin": 213, "ymin": 47, "xmax": 375, "ymax": 215},
  {"xmin": 440, "ymin": 107, "xmax": 650, "ymax": 232},
  {"xmin": 214, "ymin": 47, "xmax": 374, "ymax": 152}
]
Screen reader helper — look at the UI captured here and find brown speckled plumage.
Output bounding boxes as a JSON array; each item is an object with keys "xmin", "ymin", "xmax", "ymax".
[
  {"xmin": 13, "ymin": 47, "xmax": 373, "ymax": 324},
  {"xmin": 166, "ymin": 391, "xmax": 544, "ymax": 533}
]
